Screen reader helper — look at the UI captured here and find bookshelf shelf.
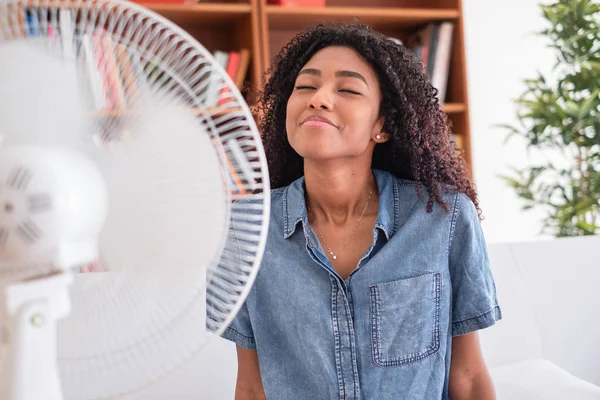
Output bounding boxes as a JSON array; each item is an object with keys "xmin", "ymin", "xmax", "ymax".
[
  {"xmin": 266, "ymin": 6, "xmax": 459, "ymax": 30},
  {"xmin": 441, "ymin": 103, "xmax": 465, "ymax": 114},
  {"xmin": 145, "ymin": 3, "xmax": 251, "ymax": 25},
  {"xmin": 99, "ymin": 103, "xmax": 455, "ymax": 118},
  {"xmin": 24, "ymin": 1, "xmax": 251, "ymax": 24},
  {"xmin": 95, "ymin": 106, "xmax": 257, "ymax": 118}
]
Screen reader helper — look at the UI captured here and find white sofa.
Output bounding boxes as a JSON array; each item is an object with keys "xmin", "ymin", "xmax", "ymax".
[
  {"xmin": 128, "ymin": 236, "xmax": 600, "ymax": 399},
  {"xmin": 481, "ymin": 235, "xmax": 600, "ymax": 399}
]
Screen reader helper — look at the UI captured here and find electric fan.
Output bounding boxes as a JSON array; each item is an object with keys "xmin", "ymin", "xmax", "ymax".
[{"xmin": 0, "ymin": 0, "xmax": 270, "ymax": 399}]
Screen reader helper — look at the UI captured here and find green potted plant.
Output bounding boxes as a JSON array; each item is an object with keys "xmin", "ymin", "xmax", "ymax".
[{"xmin": 499, "ymin": 0, "xmax": 600, "ymax": 237}]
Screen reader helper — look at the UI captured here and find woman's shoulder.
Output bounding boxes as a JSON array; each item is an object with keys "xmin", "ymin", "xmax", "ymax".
[
  {"xmin": 378, "ymin": 169, "xmax": 473, "ymax": 218},
  {"xmin": 376, "ymin": 169, "xmax": 456, "ymax": 198}
]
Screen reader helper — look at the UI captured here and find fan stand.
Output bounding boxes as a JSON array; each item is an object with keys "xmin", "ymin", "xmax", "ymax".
[{"xmin": 0, "ymin": 271, "xmax": 73, "ymax": 400}]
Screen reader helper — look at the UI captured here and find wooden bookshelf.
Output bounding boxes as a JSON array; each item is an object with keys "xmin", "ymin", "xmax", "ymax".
[
  {"xmin": 18, "ymin": 0, "xmax": 474, "ymax": 175},
  {"xmin": 140, "ymin": 0, "xmax": 475, "ymax": 174},
  {"xmin": 256, "ymin": 0, "xmax": 473, "ymax": 174},
  {"xmin": 145, "ymin": 1, "xmax": 264, "ymax": 97}
]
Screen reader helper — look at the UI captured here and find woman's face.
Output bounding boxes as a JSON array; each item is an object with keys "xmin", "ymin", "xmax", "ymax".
[{"xmin": 285, "ymin": 46, "xmax": 385, "ymax": 162}]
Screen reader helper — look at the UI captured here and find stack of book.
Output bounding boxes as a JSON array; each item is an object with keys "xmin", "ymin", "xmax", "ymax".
[
  {"xmin": 206, "ymin": 48, "xmax": 251, "ymax": 108},
  {"xmin": 21, "ymin": 7, "xmax": 252, "ymax": 112},
  {"xmin": 23, "ymin": 7, "xmax": 145, "ymax": 112},
  {"xmin": 403, "ymin": 21, "xmax": 455, "ymax": 103}
]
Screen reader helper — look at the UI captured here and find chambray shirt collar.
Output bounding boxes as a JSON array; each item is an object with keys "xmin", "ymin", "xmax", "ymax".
[{"xmin": 282, "ymin": 169, "xmax": 397, "ymax": 240}]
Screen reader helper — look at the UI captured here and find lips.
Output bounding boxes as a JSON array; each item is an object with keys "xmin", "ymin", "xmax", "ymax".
[{"xmin": 301, "ymin": 114, "xmax": 337, "ymax": 127}]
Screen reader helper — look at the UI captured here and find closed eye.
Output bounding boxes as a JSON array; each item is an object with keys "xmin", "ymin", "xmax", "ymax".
[
  {"xmin": 339, "ymin": 89, "xmax": 362, "ymax": 95},
  {"xmin": 295, "ymin": 85, "xmax": 316, "ymax": 90}
]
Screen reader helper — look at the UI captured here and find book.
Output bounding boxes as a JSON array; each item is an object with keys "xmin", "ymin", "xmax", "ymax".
[
  {"xmin": 115, "ymin": 43, "xmax": 141, "ymax": 108},
  {"xmin": 212, "ymin": 138, "xmax": 248, "ymax": 196},
  {"xmin": 431, "ymin": 22, "xmax": 454, "ymax": 103},
  {"xmin": 59, "ymin": 9, "xmax": 75, "ymax": 64},
  {"xmin": 406, "ymin": 22, "xmax": 454, "ymax": 103},
  {"xmin": 26, "ymin": 10, "xmax": 39, "ymax": 36},
  {"xmin": 206, "ymin": 50, "xmax": 229, "ymax": 107},
  {"xmin": 234, "ymin": 48, "xmax": 251, "ymax": 90},
  {"xmin": 47, "ymin": 22, "xmax": 56, "ymax": 48},
  {"xmin": 426, "ymin": 24, "xmax": 440, "ymax": 79},
  {"xmin": 100, "ymin": 35, "xmax": 127, "ymax": 109},
  {"xmin": 218, "ymin": 51, "xmax": 241, "ymax": 107},
  {"xmin": 408, "ymin": 24, "xmax": 434, "ymax": 72},
  {"xmin": 81, "ymin": 33, "xmax": 106, "ymax": 110},
  {"xmin": 93, "ymin": 31, "xmax": 114, "ymax": 110}
]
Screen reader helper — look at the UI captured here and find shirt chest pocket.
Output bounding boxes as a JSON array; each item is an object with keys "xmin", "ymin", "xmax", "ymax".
[{"xmin": 369, "ymin": 272, "xmax": 441, "ymax": 367}]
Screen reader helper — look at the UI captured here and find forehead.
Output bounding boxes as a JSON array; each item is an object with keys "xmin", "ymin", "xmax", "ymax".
[{"xmin": 300, "ymin": 46, "xmax": 378, "ymax": 82}]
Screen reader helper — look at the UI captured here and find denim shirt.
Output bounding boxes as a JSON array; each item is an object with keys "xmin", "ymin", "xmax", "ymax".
[{"xmin": 221, "ymin": 169, "xmax": 502, "ymax": 400}]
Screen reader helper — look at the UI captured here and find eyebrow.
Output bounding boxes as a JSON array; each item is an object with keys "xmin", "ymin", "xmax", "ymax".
[{"xmin": 298, "ymin": 68, "xmax": 369, "ymax": 87}]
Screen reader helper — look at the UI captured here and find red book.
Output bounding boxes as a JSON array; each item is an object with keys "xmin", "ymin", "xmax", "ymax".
[
  {"xmin": 267, "ymin": 0, "xmax": 325, "ymax": 6},
  {"xmin": 93, "ymin": 31, "xmax": 114, "ymax": 110},
  {"xmin": 217, "ymin": 51, "xmax": 241, "ymax": 107}
]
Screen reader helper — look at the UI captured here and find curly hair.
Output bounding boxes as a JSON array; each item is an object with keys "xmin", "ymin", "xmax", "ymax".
[{"xmin": 256, "ymin": 21, "xmax": 480, "ymax": 216}]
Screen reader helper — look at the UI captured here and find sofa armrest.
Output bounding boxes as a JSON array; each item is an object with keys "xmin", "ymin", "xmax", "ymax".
[
  {"xmin": 508, "ymin": 236, "xmax": 600, "ymax": 386},
  {"xmin": 491, "ymin": 359, "xmax": 600, "ymax": 400}
]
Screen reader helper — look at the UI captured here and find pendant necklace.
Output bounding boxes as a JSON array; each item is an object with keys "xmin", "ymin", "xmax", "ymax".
[{"xmin": 308, "ymin": 189, "xmax": 373, "ymax": 260}]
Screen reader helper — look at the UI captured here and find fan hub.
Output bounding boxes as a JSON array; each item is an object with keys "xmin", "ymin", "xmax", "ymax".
[{"xmin": 0, "ymin": 188, "xmax": 31, "ymax": 225}]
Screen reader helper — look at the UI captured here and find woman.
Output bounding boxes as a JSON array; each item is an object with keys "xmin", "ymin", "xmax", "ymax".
[{"xmin": 222, "ymin": 22, "xmax": 501, "ymax": 399}]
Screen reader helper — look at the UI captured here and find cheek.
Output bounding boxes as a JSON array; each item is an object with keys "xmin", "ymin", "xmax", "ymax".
[
  {"xmin": 341, "ymin": 107, "xmax": 377, "ymax": 139},
  {"xmin": 285, "ymin": 96, "xmax": 304, "ymax": 135},
  {"xmin": 286, "ymin": 93, "xmax": 303, "ymax": 115},
  {"xmin": 285, "ymin": 96, "xmax": 297, "ymax": 122}
]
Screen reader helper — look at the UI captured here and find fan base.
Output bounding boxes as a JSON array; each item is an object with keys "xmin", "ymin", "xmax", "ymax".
[{"xmin": 0, "ymin": 272, "xmax": 73, "ymax": 400}]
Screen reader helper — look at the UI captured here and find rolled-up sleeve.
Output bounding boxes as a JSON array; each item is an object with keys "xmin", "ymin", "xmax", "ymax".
[
  {"xmin": 221, "ymin": 300, "xmax": 256, "ymax": 350},
  {"xmin": 449, "ymin": 193, "xmax": 502, "ymax": 336}
]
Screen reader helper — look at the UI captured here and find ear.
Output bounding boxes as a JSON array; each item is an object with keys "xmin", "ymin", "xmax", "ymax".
[{"xmin": 372, "ymin": 116, "xmax": 390, "ymax": 143}]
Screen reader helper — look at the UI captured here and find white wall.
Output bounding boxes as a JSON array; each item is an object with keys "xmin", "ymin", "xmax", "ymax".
[{"xmin": 462, "ymin": 0, "xmax": 556, "ymax": 244}]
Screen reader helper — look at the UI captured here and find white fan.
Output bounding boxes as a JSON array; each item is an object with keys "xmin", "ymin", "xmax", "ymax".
[{"xmin": 0, "ymin": 0, "xmax": 270, "ymax": 399}]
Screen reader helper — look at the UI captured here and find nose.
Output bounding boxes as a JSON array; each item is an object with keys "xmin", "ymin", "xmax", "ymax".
[{"xmin": 308, "ymin": 88, "xmax": 333, "ymax": 111}]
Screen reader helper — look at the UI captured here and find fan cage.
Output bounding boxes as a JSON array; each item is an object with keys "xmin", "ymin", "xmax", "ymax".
[{"xmin": 0, "ymin": 0, "xmax": 270, "ymax": 351}]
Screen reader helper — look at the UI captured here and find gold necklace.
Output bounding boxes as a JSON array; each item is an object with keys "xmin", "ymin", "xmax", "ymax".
[{"xmin": 308, "ymin": 189, "xmax": 373, "ymax": 260}]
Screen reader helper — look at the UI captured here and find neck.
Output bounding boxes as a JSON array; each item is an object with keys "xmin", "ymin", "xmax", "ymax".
[{"xmin": 304, "ymin": 160, "xmax": 377, "ymax": 225}]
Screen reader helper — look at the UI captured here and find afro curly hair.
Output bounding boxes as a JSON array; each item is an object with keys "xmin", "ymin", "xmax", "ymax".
[{"xmin": 255, "ymin": 21, "xmax": 480, "ymax": 216}]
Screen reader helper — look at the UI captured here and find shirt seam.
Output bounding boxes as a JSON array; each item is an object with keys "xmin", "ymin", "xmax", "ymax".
[
  {"xmin": 331, "ymin": 282, "xmax": 346, "ymax": 399},
  {"xmin": 447, "ymin": 192, "xmax": 461, "ymax": 258},
  {"xmin": 281, "ymin": 185, "xmax": 290, "ymax": 238},
  {"xmin": 453, "ymin": 304, "xmax": 501, "ymax": 324},
  {"xmin": 343, "ymin": 291, "xmax": 360, "ymax": 400},
  {"xmin": 391, "ymin": 177, "xmax": 400, "ymax": 236},
  {"xmin": 452, "ymin": 306, "xmax": 502, "ymax": 336},
  {"xmin": 226, "ymin": 324, "xmax": 255, "ymax": 340}
]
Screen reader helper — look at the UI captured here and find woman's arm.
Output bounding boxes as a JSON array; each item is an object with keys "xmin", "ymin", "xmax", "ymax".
[
  {"xmin": 235, "ymin": 345, "xmax": 266, "ymax": 400},
  {"xmin": 448, "ymin": 332, "xmax": 496, "ymax": 400}
]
